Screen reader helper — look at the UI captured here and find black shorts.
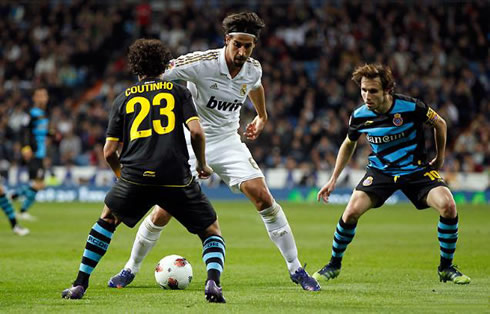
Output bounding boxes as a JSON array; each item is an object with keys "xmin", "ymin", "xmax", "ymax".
[
  {"xmin": 104, "ymin": 177, "xmax": 217, "ymax": 233},
  {"xmin": 28, "ymin": 158, "xmax": 45, "ymax": 180},
  {"xmin": 355, "ymin": 167, "xmax": 449, "ymax": 209}
]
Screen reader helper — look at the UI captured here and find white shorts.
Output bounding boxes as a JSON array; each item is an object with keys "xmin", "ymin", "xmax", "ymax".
[{"xmin": 187, "ymin": 134, "xmax": 264, "ymax": 193}]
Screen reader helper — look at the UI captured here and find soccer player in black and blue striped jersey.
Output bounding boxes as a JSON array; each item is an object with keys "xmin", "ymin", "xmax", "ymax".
[
  {"xmin": 313, "ymin": 64, "xmax": 470, "ymax": 285},
  {"xmin": 11, "ymin": 87, "xmax": 50, "ymax": 221}
]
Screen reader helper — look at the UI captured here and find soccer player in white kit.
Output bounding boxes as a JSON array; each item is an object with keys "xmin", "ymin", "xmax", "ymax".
[{"xmin": 108, "ymin": 12, "xmax": 320, "ymax": 292}]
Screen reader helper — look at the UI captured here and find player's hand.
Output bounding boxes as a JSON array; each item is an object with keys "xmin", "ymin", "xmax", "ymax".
[
  {"xmin": 317, "ymin": 178, "xmax": 336, "ymax": 204},
  {"xmin": 196, "ymin": 163, "xmax": 213, "ymax": 179},
  {"xmin": 429, "ymin": 157, "xmax": 444, "ymax": 170},
  {"xmin": 243, "ymin": 116, "xmax": 266, "ymax": 141}
]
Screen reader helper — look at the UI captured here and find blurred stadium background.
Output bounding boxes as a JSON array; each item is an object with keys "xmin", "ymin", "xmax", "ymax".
[{"xmin": 0, "ymin": 0, "xmax": 488, "ymax": 203}]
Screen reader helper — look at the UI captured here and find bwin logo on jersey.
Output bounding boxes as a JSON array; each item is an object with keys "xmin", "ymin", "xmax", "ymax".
[
  {"xmin": 366, "ymin": 132, "xmax": 406, "ymax": 144},
  {"xmin": 206, "ymin": 96, "xmax": 243, "ymax": 111}
]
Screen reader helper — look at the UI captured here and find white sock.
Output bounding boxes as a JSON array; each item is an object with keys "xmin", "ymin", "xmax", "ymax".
[
  {"xmin": 124, "ymin": 215, "xmax": 164, "ymax": 274},
  {"xmin": 259, "ymin": 202, "xmax": 301, "ymax": 274}
]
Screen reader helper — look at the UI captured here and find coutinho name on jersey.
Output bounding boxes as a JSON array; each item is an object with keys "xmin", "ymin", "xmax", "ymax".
[{"xmin": 125, "ymin": 81, "xmax": 174, "ymax": 96}]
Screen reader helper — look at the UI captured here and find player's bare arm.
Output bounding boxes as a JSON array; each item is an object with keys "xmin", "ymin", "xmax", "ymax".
[
  {"xmin": 244, "ymin": 84, "xmax": 267, "ymax": 140},
  {"xmin": 317, "ymin": 137, "xmax": 358, "ymax": 203},
  {"xmin": 103, "ymin": 139, "xmax": 121, "ymax": 178},
  {"xmin": 428, "ymin": 110, "xmax": 447, "ymax": 170},
  {"xmin": 187, "ymin": 119, "xmax": 213, "ymax": 179}
]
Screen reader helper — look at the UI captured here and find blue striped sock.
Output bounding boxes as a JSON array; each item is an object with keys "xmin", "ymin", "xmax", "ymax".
[
  {"xmin": 438, "ymin": 216, "xmax": 458, "ymax": 269},
  {"xmin": 74, "ymin": 218, "xmax": 116, "ymax": 288},
  {"xmin": 21, "ymin": 186, "xmax": 37, "ymax": 213},
  {"xmin": 0, "ymin": 194, "xmax": 17, "ymax": 228},
  {"xmin": 202, "ymin": 235, "xmax": 225, "ymax": 285},
  {"xmin": 331, "ymin": 217, "xmax": 357, "ymax": 267}
]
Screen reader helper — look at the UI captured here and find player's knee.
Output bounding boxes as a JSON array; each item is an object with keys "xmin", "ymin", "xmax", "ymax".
[
  {"xmin": 342, "ymin": 210, "xmax": 360, "ymax": 224},
  {"xmin": 151, "ymin": 207, "xmax": 172, "ymax": 226},
  {"xmin": 255, "ymin": 191, "xmax": 273, "ymax": 210},
  {"xmin": 199, "ymin": 221, "xmax": 222, "ymax": 240},
  {"xmin": 440, "ymin": 197, "xmax": 457, "ymax": 218}
]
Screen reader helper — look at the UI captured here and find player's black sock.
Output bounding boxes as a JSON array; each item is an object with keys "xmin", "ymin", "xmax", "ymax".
[
  {"xmin": 0, "ymin": 194, "xmax": 17, "ymax": 228},
  {"xmin": 330, "ymin": 217, "xmax": 357, "ymax": 268},
  {"xmin": 74, "ymin": 218, "xmax": 116, "ymax": 289},
  {"xmin": 438, "ymin": 215, "xmax": 458, "ymax": 270},
  {"xmin": 202, "ymin": 235, "xmax": 225, "ymax": 286},
  {"xmin": 20, "ymin": 186, "xmax": 38, "ymax": 213}
]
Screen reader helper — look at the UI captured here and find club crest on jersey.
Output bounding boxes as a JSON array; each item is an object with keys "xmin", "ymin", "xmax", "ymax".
[
  {"xmin": 240, "ymin": 84, "xmax": 247, "ymax": 96},
  {"xmin": 393, "ymin": 113, "xmax": 403, "ymax": 126},
  {"xmin": 363, "ymin": 176, "xmax": 373, "ymax": 186}
]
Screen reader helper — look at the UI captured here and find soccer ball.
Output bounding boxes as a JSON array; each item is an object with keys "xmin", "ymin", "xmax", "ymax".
[{"xmin": 154, "ymin": 255, "xmax": 193, "ymax": 290}]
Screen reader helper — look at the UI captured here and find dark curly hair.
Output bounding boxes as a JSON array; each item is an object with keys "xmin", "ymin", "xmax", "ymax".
[
  {"xmin": 222, "ymin": 12, "xmax": 265, "ymax": 41},
  {"xmin": 352, "ymin": 64, "xmax": 395, "ymax": 93},
  {"xmin": 127, "ymin": 39, "xmax": 172, "ymax": 77}
]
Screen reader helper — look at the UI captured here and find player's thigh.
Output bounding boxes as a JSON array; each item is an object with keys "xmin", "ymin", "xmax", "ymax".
[
  {"xmin": 425, "ymin": 186, "xmax": 457, "ymax": 217},
  {"xmin": 150, "ymin": 205, "xmax": 173, "ymax": 226},
  {"xmin": 206, "ymin": 137, "xmax": 264, "ymax": 193},
  {"xmin": 354, "ymin": 168, "xmax": 397, "ymax": 208},
  {"xmin": 104, "ymin": 179, "xmax": 156, "ymax": 228},
  {"xmin": 401, "ymin": 168, "xmax": 449, "ymax": 210},
  {"xmin": 156, "ymin": 181, "xmax": 217, "ymax": 235}
]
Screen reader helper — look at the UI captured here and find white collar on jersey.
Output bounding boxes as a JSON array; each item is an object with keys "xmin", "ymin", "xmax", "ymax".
[{"xmin": 218, "ymin": 46, "xmax": 247, "ymax": 80}]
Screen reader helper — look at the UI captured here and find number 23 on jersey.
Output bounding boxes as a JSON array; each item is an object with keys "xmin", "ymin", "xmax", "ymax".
[{"xmin": 126, "ymin": 92, "xmax": 175, "ymax": 141}]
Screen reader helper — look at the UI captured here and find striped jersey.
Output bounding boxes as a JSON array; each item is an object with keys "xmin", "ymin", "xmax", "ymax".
[
  {"xmin": 24, "ymin": 107, "xmax": 49, "ymax": 158},
  {"xmin": 163, "ymin": 47, "xmax": 262, "ymax": 141},
  {"xmin": 348, "ymin": 94, "xmax": 435, "ymax": 175}
]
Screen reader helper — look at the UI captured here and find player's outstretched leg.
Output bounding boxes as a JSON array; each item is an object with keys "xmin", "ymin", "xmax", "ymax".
[
  {"xmin": 313, "ymin": 217, "xmax": 357, "ymax": 282},
  {"xmin": 0, "ymin": 192, "xmax": 29, "ymax": 236},
  {"xmin": 108, "ymin": 215, "xmax": 164, "ymax": 288},
  {"xmin": 62, "ymin": 218, "xmax": 116, "ymax": 299},
  {"xmin": 437, "ymin": 215, "xmax": 470, "ymax": 284},
  {"xmin": 202, "ymin": 235, "xmax": 226, "ymax": 303},
  {"xmin": 258, "ymin": 201, "xmax": 320, "ymax": 291}
]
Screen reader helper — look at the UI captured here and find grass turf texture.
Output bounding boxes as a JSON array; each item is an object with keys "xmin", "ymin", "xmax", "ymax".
[{"xmin": 0, "ymin": 202, "xmax": 488, "ymax": 313}]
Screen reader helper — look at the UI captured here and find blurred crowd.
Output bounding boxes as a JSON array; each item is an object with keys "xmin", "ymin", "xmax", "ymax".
[{"xmin": 0, "ymin": 0, "xmax": 488, "ymax": 185}]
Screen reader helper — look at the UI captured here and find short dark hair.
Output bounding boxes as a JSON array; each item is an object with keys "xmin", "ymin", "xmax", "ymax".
[
  {"xmin": 222, "ymin": 12, "xmax": 265, "ymax": 40},
  {"xmin": 352, "ymin": 64, "xmax": 395, "ymax": 92},
  {"xmin": 127, "ymin": 39, "xmax": 172, "ymax": 77}
]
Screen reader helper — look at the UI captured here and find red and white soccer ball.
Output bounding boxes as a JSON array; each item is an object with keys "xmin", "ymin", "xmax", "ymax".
[{"xmin": 155, "ymin": 255, "xmax": 193, "ymax": 290}]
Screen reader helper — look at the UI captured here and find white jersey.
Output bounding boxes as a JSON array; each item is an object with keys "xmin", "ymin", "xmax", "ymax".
[{"xmin": 163, "ymin": 47, "xmax": 262, "ymax": 141}]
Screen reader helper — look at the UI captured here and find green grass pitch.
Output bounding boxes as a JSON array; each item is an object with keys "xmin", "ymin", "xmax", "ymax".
[{"xmin": 1, "ymin": 201, "xmax": 488, "ymax": 313}]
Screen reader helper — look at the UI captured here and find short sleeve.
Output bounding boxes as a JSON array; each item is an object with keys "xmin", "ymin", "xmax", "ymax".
[
  {"xmin": 181, "ymin": 87, "xmax": 199, "ymax": 125},
  {"xmin": 106, "ymin": 93, "xmax": 125, "ymax": 141},
  {"xmin": 413, "ymin": 99, "xmax": 429, "ymax": 122},
  {"xmin": 251, "ymin": 61, "xmax": 262, "ymax": 90},
  {"xmin": 347, "ymin": 115, "xmax": 361, "ymax": 141},
  {"xmin": 162, "ymin": 55, "xmax": 200, "ymax": 83}
]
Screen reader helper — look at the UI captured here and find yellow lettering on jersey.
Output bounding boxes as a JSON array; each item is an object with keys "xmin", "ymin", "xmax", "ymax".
[
  {"xmin": 152, "ymin": 93, "xmax": 175, "ymax": 134},
  {"xmin": 125, "ymin": 82, "xmax": 174, "ymax": 97}
]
